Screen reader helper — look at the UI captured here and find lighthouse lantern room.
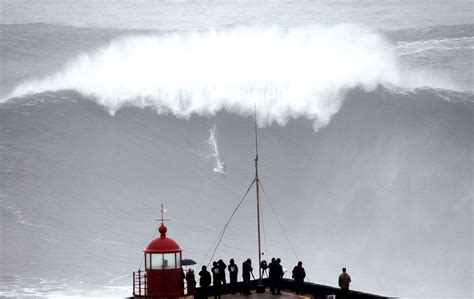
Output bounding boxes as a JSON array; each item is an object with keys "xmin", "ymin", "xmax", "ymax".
[{"xmin": 133, "ymin": 205, "xmax": 184, "ymax": 298}]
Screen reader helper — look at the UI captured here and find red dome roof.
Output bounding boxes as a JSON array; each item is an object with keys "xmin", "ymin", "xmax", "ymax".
[{"xmin": 145, "ymin": 224, "xmax": 182, "ymax": 253}]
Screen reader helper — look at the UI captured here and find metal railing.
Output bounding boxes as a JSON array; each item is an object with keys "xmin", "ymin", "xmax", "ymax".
[{"xmin": 132, "ymin": 269, "xmax": 147, "ymax": 297}]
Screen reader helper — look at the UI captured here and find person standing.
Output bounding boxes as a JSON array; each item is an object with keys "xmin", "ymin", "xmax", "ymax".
[
  {"xmin": 211, "ymin": 261, "xmax": 222, "ymax": 298},
  {"xmin": 218, "ymin": 259, "xmax": 227, "ymax": 289},
  {"xmin": 186, "ymin": 268, "xmax": 196, "ymax": 295},
  {"xmin": 292, "ymin": 261, "xmax": 306, "ymax": 295},
  {"xmin": 268, "ymin": 258, "xmax": 277, "ymax": 294},
  {"xmin": 228, "ymin": 258, "xmax": 239, "ymax": 294},
  {"xmin": 275, "ymin": 258, "xmax": 283, "ymax": 295},
  {"xmin": 242, "ymin": 258, "xmax": 253, "ymax": 295},
  {"xmin": 199, "ymin": 265, "xmax": 211, "ymax": 299},
  {"xmin": 180, "ymin": 267, "xmax": 185, "ymax": 291},
  {"xmin": 338, "ymin": 267, "xmax": 351, "ymax": 299}
]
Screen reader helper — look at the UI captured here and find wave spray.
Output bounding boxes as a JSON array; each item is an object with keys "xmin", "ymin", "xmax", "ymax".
[
  {"xmin": 9, "ymin": 25, "xmax": 404, "ymax": 130},
  {"xmin": 208, "ymin": 125, "xmax": 226, "ymax": 174}
]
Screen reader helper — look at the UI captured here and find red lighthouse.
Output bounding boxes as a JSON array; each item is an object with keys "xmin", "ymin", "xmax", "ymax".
[{"xmin": 133, "ymin": 205, "xmax": 184, "ymax": 298}]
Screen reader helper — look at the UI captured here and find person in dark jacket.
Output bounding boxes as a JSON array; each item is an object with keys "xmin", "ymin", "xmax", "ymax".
[
  {"xmin": 292, "ymin": 261, "xmax": 306, "ymax": 295},
  {"xmin": 186, "ymin": 268, "xmax": 196, "ymax": 295},
  {"xmin": 268, "ymin": 258, "xmax": 277, "ymax": 294},
  {"xmin": 228, "ymin": 258, "xmax": 239, "ymax": 294},
  {"xmin": 275, "ymin": 258, "xmax": 283, "ymax": 295},
  {"xmin": 218, "ymin": 259, "xmax": 227, "ymax": 289},
  {"xmin": 199, "ymin": 265, "xmax": 211, "ymax": 299},
  {"xmin": 211, "ymin": 261, "xmax": 222, "ymax": 298},
  {"xmin": 242, "ymin": 258, "xmax": 253, "ymax": 295}
]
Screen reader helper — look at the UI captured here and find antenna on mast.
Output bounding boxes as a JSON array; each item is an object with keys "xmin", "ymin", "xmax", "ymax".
[
  {"xmin": 156, "ymin": 204, "xmax": 170, "ymax": 226},
  {"xmin": 254, "ymin": 103, "xmax": 258, "ymax": 158},
  {"xmin": 254, "ymin": 103, "xmax": 265, "ymax": 293}
]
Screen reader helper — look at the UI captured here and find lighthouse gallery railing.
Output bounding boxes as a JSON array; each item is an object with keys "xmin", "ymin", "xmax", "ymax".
[{"xmin": 133, "ymin": 269, "xmax": 147, "ymax": 297}]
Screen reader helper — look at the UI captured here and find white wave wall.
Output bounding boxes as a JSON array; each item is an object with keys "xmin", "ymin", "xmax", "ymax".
[{"xmin": 10, "ymin": 25, "xmax": 403, "ymax": 129}]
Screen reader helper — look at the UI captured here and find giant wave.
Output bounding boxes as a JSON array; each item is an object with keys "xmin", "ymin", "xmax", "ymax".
[{"xmin": 6, "ymin": 24, "xmax": 448, "ymax": 130}]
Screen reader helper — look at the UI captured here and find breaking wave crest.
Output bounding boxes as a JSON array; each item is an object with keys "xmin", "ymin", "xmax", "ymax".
[{"xmin": 6, "ymin": 25, "xmax": 454, "ymax": 129}]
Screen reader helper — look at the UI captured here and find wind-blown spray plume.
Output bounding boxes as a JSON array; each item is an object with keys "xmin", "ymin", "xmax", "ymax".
[
  {"xmin": 208, "ymin": 125, "xmax": 226, "ymax": 174},
  {"xmin": 9, "ymin": 25, "xmax": 402, "ymax": 129}
]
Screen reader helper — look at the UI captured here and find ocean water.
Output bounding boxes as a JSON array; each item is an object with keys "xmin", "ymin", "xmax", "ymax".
[{"xmin": 0, "ymin": 0, "xmax": 473, "ymax": 298}]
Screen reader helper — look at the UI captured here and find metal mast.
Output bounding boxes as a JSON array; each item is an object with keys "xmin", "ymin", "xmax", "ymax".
[{"xmin": 254, "ymin": 105, "xmax": 264, "ymax": 291}]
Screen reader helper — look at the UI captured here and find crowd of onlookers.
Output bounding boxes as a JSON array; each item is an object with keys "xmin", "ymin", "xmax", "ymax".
[
  {"xmin": 183, "ymin": 258, "xmax": 351, "ymax": 299},
  {"xmin": 183, "ymin": 257, "xmax": 305, "ymax": 298}
]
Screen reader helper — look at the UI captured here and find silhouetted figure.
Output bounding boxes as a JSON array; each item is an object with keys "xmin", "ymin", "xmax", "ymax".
[
  {"xmin": 292, "ymin": 261, "xmax": 306, "ymax": 295},
  {"xmin": 338, "ymin": 267, "xmax": 351, "ymax": 299},
  {"xmin": 242, "ymin": 258, "xmax": 253, "ymax": 295},
  {"xmin": 181, "ymin": 267, "xmax": 185, "ymax": 291},
  {"xmin": 199, "ymin": 265, "xmax": 211, "ymax": 299},
  {"xmin": 268, "ymin": 258, "xmax": 277, "ymax": 294},
  {"xmin": 260, "ymin": 260, "xmax": 268, "ymax": 277},
  {"xmin": 228, "ymin": 258, "xmax": 239, "ymax": 294},
  {"xmin": 275, "ymin": 258, "xmax": 283, "ymax": 295},
  {"xmin": 186, "ymin": 268, "xmax": 196, "ymax": 295},
  {"xmin": 211, "ymin": 261, "xmax": 222, "ymax": 298},
  {"xmin": 218, "ymin": 259, "xmax": 227, "ymax": 289}
]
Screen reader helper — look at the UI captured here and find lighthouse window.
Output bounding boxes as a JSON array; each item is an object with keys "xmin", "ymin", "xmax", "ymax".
[
  {"xmin": 151, "ymin": 254, "xmax": 164, "ymax": 269},
  {"xmin": 163, "ymin": 253, "xmax": 176, "ymax": 269},
  {"xmin": 176, "ymin": 252, "xmax": 181, "ymax": 268},
  {"xmin": 145, "ymin": 253, "xmax": 151, "ymax": 269},
  {"xmin": 145, "ymin": 253, "xmax": 181, "ymax": 269}
]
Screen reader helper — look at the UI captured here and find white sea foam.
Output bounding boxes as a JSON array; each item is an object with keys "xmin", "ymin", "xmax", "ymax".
[
  {"xmin": 7, "ymin": 25, "xmax": 455, "ymax": 129},
  {"xmin": 396, "ymin": 36, "xmax": 474, "ymax": 56},
  {"xmin": 0, "ymin": 195, "xmax": 50, "ymax": 228}
]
